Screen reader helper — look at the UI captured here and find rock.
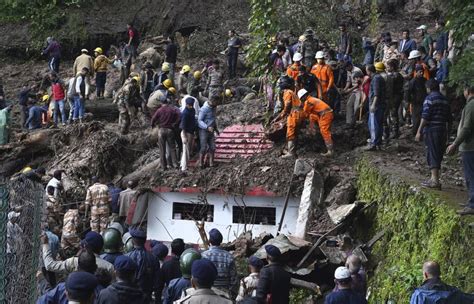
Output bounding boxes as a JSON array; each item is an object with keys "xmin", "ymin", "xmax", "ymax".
[
  {"xmin": 138, "ymin": 47, "xmax": 162, "ymax": 69},
  {"xmin": 327, "ymin": 203, "xmax": 358, "ymax": 224},
  {"xmin": 324, "ymin": 177, "xmax": 357, "ymax": 206}
]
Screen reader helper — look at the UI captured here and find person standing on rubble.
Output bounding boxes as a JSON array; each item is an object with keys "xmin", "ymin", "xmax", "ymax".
[
  {"xmin": 202, "ymin": 229, "xmax": 237, "ymax": 298},
  {"xmin": 226, "ymin": 30, "xmax": 242, "ymax": 79},
  {"xmin": 301, "ymin": 28, "xmax": 319, "ymax": 69},
  {"xmin": 42, "ymin": 37, "xmax": 61, "ymax": 73},
  {"xmin": 198, "ymin": 96, "xmax": 220, "ymax": 168},
  {"xmin": 127, "ymin": 22, "xmax": 140, "ymax": 60},
  {"xmin": 366, "ymin": 63, "xmax": 386, "ymax": 151},
  {"xmin": 151, "ymin": 97, "xmax": 180, "ymax": 170},
  {"xmin": 255, "ymin": 245, "xmax": 291, "ymax": 304},
  {"xmin": 114, "ymin": 76, "xmax": 141, "ymax": 135},
  {"xmin": 325, "ymin": 266, "xmax": 367, "ymax": 304},
  {"xmin": 415, "ymin": 79, "xmax": 451, "ymax": 190},
  {"xmin": 141, "ymin": 62, "xmax": 156, "ymax": 102},
  {"xmin": 205, "ymin": 60, "xmax": 224, "ymax": 100},
  {"xmin": 311, "ymin": 51, "xmax": 334, "ymax": 102},
  {"xmin": 177, "ymin": 65, "xmax": 191, "ymax": 96},
  {"xmin": 180, "ymin": 96, "xmax": 198, "ymax": 173},
  {"xmin": 275, "ymin": 76, "xmax": 305, "ymax": 158},
  {"xmin": 126, "ymin": 228, "xmax": 161, "ymax": 303},
  {"xmin": 84, "ymin": 176, "xmax": 111, "ymax": 234},
  {"xmin": 299, "ymin": 88, "xmax": 334, "ymax": 156},
  {"xmin": 73, "ymin": 49, "xmax": 94, "ymax": 78},
  {"xmin": 72, "ymin": 67, "xmax": 91, "ymax": 124},
  {"xmin": 93, "ymin": 47, "xmax": 114, "ymax": 99},
  {"xmin": 447, "ymin": 85, "xmax": 474, "ymax": 216},
  {"xmin": 165, "ymin": 36, "xmax": 178, "ymax": 84}
]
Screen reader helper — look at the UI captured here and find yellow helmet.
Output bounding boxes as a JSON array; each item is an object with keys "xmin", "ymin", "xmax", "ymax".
[
  {"xmin": 42, "ymin": 95, "xmax": 50, "ymax": 102},
  {"xmin": 168, "ymin": 87, "xmax": 176, "ymax": 95},
  {"xmin": 94, "ymin": 47, "xmax": 103, "ymax": 54},
  {"xmin": 374, "ymin": 62, "xmax": 385, "ymax": 72},
  {"xmin": 181, "ymin": 65, "xmax": 191, "ymax": 74},
  {"xmin": 298, "ymin": 35, "xmax": 306, "ymax": 42},
  {"xmin": 193, "ymin": 71, "xmax": 202, "ymax": 79},
  {"xmin": 225, "ymin": 89, "xmax": 233, "ymax": 97},
  {"xmin": 163, "ymin": 79, "xmax": 173, "ymax": 88},
  {"xmin": 132, "ymin": 76, "xmax": 140, "ymax": 83},
  {"xmin": 162, "ymin": 62, "xmax": 170, "ymax": 72},
  {"xmin": 21, "ymin": 166, "xmax": 32, "ymax": 173}
]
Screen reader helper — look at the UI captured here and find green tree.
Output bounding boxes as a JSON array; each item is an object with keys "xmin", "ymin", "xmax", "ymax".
[
  {"xmin": 246, "ymin": 0, "xmax": 279, "ymax": 76},
  {"xmin": 446, "ymin": 0, "xmax": 474, "ymax": 90}
]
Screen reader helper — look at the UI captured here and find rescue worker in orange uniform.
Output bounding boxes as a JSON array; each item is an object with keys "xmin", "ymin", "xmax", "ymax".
[
  {"xmin": 299, "ymin": 88, "xmax": 334, "ymax": 156},
  {"xmin": 286, "ymin": 52, "xmax": 305, "ymax": 82},
  {"xmin": 275, "ymin": 76, "xmax": 306, "ymax": 158},
  {"xmin": 311, "ymin": 51, "xmax": 334, "ymax": 102}
]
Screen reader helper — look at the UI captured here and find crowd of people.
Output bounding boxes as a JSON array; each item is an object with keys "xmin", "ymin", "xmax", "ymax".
[{"xmin": 1, "ymin": 13, "xmax": 473, "ymax": 304}]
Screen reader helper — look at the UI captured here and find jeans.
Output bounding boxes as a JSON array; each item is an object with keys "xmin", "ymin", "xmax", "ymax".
[
  {"xmin": 168, "ymin": 63, "xmax": 175, "ymax": 86},
  {"xmin": 368, "ymin": 105, "xmax": 385, "ymax": 146},
  {"xmin": 462, "ymin": 151, "xmax": 474, "ymax": 208},
  {"xmin": 53, "ymin": 99, "xmax": 66, "ymax": 124},
  {"xmin": 424, "ymin": 126, "xmax": 447, "ymax": 169},
  {"xmin": 73, "ymin": 96, "xmax": 85, "ymax": 120},
  {"xmin": 199, "ymin": 128, "xmax": 216, "ymax": 154},
  {"xmin": 227, "ymin": 53, "xmax": 238, "ymax": 78}
]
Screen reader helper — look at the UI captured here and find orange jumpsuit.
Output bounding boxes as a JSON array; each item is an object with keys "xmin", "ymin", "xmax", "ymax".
[
  {"xmin": 412, "ymin": 61, "xmax": 431, "ymax": 80},
  {"xmin": 282, "ymin": 89, "xmax": 306, "ymax": 141},
  {"xmin": 287, "ymin": 63, "xmax": 304, "ymax": 82},
  {"xmin": 303, "ymin": 96, "xmax": 334, "ymax": 145},
  {"xmin": 310, "ymin": 63, "xmax": 334, "ymax": 101}
]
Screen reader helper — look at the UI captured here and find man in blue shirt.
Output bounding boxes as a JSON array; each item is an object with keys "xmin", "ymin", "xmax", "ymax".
[
  {"xmin": 366, "ymin": 63, "xmax": 386, "ymax": 151},
  {"xmin": 198, "ymin": 96, "xmax": 219, "ymax": 168},
  {"xmin": 25, "ymin": 100, "xmax": 46, "ymax": 130},
  {"xmin": 416, "ymin": 79, "xmax": 451, "ymax": 189},
  {"xmin": 435, "ymin": 19, "xmax": 449, "ymax": 58},
  {"xmin": 201, "ymin": 228, "xmax": 237, "ymax": 298},
  {"xmin": 399, "ymin": 29, "xmax": 417, "ymax": 54},
  {"xmin": 324, "ymin": 266, "xmax": 367, "ymax": 304},
  {"xmin": 410, "ymin": 261, "xmax": 473, "ymax": 304}
]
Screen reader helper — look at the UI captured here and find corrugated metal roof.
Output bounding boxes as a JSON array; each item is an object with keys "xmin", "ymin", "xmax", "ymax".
[{"xmin": 215, "ymin": 124, "xmax": 273, "ymax": 162}]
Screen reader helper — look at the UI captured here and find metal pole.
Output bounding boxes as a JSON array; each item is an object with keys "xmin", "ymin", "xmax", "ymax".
[{"xmin": 277, "ymin": 174, "xmax": 295, "ymax": 235}]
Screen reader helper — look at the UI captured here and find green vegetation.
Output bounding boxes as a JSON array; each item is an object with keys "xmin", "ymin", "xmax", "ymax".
[
  {"xmin": 246, "ymin": 0, "xmax": 279, "ymax": 76},
  {"xmin": 0, "ymin": 0, "xmax": 89, "ymax": 48},
  {"xmin": 446, "ymin": 0, "xmax": 474, "ymax": 91},
  {"xmin": 356, "ymin": 158, "xmax": 473, "ymax": 303}
]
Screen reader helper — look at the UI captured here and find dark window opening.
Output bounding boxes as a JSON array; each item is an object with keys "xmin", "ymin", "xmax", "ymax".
[
  {"xmin": 172, "ymin": 202, "xmax": 214, "ymax": 222},
  {"xmin": 232, "ymin": 206, "xmax": 276, "ymax": 225}
]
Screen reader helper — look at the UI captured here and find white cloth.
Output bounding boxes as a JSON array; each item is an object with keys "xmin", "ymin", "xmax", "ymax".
[{"xmin": 179, "ymin": 95, "xmax": 201, "ymax": 119}]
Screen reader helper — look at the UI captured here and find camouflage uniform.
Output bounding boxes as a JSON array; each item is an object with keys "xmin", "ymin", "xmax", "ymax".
[
  {"xmin": 45, "ymin": 193, "xmax": 63, "ymax": 236},
  {"xmin": 60, "ymin": 209, "xmax": 81, "ymax": 257},
  {"xmin": 205, "ymin": 68, "xmax": 223, "ymax": 99},
  {"xmin": 114, "ymin": 79, "xmax": 140, "ymax": 135},
  {"xmin": 85, "ymin": 182, "xmax": 110, "ymax": 234}
]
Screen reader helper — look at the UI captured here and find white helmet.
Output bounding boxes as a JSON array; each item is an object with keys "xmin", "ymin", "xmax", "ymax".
[
  {"xmin": 315, "ymin": 51, "xmax": 325, "ymax": 59},
  {"xmin": 334, "ymin": 266, "xmax": 351, "ymax": 280},
  {"xmin": 293, "ymin": 52, "xmax": 303, "ymax": 62},
  {"xmin": 408, "ymin": 50, "xmax": 421, "ymax": 60},
  {"xmin": 297, "ymin": 89, "xmax": 308, "ymax": 99}
]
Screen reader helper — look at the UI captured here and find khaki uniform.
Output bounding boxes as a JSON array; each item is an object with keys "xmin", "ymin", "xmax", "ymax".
[
  {"xmin": 85, "ymin": 182, "xmax": 110, "ymax": 234},
  {"xmin": 115, "ymin": 80, "xmax": 140, "ymax": 134},
  {"xmin": 60, "ymin": 209, "xmax": 81, "ymax": 256},
  {"xmin": 147, "ymin": 89, "xmax": 167, "ymax": 115},
  {"xmin": 42, "ymin": 243, "xmax": 114, "ymax": 276},
  {"xmin": 45, "ymin": 194, "xmax": 63, "ymax": 235},
  {"xmin": 176, "ymin": 288, "xmax": 232, "ymax": 304},
  {"xmin": 73, "ymin": 53, "xmax": 95, "ymax": 77}
]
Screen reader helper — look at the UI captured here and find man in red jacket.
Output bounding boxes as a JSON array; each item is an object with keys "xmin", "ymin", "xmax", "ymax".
[{"xmin": 50, "ymin": 73, "xmax": 67, "ymax": 126}]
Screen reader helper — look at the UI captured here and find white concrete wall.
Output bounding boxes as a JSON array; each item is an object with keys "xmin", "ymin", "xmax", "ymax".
[{"xmin": 147, "ymin": 192, "xmax": 300, "ymax": 244}]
